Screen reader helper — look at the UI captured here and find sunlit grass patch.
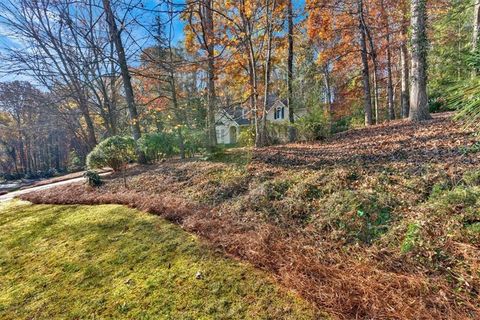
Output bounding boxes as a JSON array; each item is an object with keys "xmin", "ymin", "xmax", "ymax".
[{"xmin": 0, "ymin": 201, "xmax": 318, "ymax": 319}]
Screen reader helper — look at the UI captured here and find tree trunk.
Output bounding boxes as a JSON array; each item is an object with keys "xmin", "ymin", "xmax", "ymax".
[
  {"xmin": 372, "ymin": 63, "xmax": 380, "ymax": 123},
  {"xmin": 357, "ymin": 0, "xmax": 373, "ymax": 126},
  {"xmin": 78, "ymin": 93, "xmax": 98, "ymax": 148},
  {"xmin": 473, "ymin": 0, "xmax": 480, "ymax": 50},
  {"xmin": 247, "ymin": 58, "xmax": 259, "ymax": 145},
  {"xmin": 382, "ymin": 1, "xmax": 395, "ymax": 121},
  {"xmin": 109, "ymin": 41, "xmax": 118, "ymax": 135},
  {"xmin": 400, "ymin": 2, "xmax": 410, "ymax": 118},
  {"xmin": 323, "ymin": 65, "xmax": 333, "ymax": 115},
  {"xmin": 241, "ymin": 6, "xmax": 260, "ymax": 146},
  {"xmin": 202, "ymin": 0, "xmax": 218, "ymax": 151},
  {"xmin": 409, "ymin": 0, "xmax": 431, "ymax": 121},
  {"xmin": 259, "ymin": 0, "xmax": 277, "ymax": 147},
  {"xmin": 178, "ymin": 128, "xmax": 185, "ymax": 160},
  {"xmin": 286, "ymin": 0, "xmax": 297, "ymax": 142},
  {"xmin": 386, "ymin": 44, "xmax": 395, "ymax": 120},
  {"xmin": 400, "ymin": 42, "xmax": 410, "ymax": 118},
  {"xmin": 363, "ymin": 20, "xmax": 380, "ymax": 124},
  {"xmin": 102, "ymin": 0, "xmax": 146, "ymax": 163}
]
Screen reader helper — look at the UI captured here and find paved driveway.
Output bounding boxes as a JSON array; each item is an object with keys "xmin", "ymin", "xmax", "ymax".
[{"xmin": 0, "ymin": 172, "xmax": 111, "ymax": 202}]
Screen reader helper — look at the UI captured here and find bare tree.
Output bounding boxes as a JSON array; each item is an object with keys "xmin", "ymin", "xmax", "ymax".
[
  {"xmin": 259, "ymin": 0, "xmax": 278, "ymax": 147},
  {"xmin": 381, "ymin": 0, "xmax": 395, "ymax": 120},
  {"xmin": 102, "ymin": 0, "xmax": 146, "ymax": 163},
  {"xmin": 186, "ymin": 0, "xmax": 218, "ymax": 151},
  {"xmin": 0, "ymin": 0, "xmax": 99, "ymax": 149}
]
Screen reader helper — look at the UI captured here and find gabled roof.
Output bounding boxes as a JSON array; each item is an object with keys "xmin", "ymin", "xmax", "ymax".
[
  {"xmin": 265, "ymin": 95, "xmax": 287, "ymax": 112},
  {"xmin": 221, "ymin": 105, "xmax": 251, "ymax": 126}
]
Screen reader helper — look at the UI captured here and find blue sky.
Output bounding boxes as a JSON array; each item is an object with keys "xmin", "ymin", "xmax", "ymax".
[{"xmin": 0, "ymin": 0, "xmax": 306, "ymax": 83}]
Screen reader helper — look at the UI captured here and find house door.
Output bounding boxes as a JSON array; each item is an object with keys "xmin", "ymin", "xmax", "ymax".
[{"xmin": 229, "ymin": 127, "xmax": 237, "ymax": 144}]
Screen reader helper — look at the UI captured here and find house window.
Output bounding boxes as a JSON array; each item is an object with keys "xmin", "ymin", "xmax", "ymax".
[{"xmin": 274, "ymin": 107, "xmax": 285, "ymax": 120}]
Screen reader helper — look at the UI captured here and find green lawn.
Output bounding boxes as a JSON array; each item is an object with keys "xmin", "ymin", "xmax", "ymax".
[{"xmin": 0, "ymin": 201, "xmax": 317, "ymax": 319}]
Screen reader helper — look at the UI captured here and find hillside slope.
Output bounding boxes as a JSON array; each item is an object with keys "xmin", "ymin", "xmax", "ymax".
[{"xmin": 21, "ymin": 113, "xmax": 480, "ymax": 319}]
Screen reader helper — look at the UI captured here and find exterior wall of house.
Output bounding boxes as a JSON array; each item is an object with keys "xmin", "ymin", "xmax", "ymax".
[
  {"xmin": 215, "ymin": 111, "xmax": 239, "ymax": 144},
  {"xmin": 214, "ymin": 100, "xmax": 309, "ymax": 144},
  {"xmin": 266, "ymin": 101, "xmax": 287, "ymax": 122},
  {"xmin": 216, "ymin": 124, "xmax": 231, "ymax": 144},
  {"xmin": 266, "ymin": 101, "xmax": 307, "ymax": 123}
]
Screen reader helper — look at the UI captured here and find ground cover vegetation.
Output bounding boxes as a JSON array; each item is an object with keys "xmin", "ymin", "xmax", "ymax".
[{"xmin": 21, "ymin": 113, "xmax": 480, "ymax": 319}]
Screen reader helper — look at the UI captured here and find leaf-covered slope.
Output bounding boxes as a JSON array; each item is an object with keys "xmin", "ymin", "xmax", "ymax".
[{"xmin": 20, "ymin": 113, "xmax": 480, "ymax": 319}]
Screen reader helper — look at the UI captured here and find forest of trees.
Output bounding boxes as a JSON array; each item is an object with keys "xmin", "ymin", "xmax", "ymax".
[{"xmin": 0, "ymin": 0, "xmax": 478, "ymax": 179}]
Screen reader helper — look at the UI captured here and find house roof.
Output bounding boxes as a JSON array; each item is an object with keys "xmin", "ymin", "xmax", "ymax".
[
  {"xmin": 222, "ymin": 105, "xmax": 251, "ymax": 126},
  {"xmin": 265, "ymin": 95, "xmax": 287, "ymax": 112}
]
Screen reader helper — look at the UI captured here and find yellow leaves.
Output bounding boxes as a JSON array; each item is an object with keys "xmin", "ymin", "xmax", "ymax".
[
  {"xmin": 0, "ymin": 112, "xmax": 12, "ymax": 126},
  {"xmin": 243, "ymin": 0, "xmax": 254, "ymax": 19},
  {"xmin": 184, "ymin": 25, "xmax": 197, "ymax": 54}
]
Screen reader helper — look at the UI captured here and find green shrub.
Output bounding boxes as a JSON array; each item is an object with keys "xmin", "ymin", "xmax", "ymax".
[
  {"xmin": 294, "ymin": 107, "xmax": 330, "ymax": 141},
  {"xmin": 401, "ymin": 222, "xmax": 421, "ymax": 253},
  {"xmin": 237, "ymin": 126, "xmax": 255, "ymax": 147},
  {"xmin": 322, "ymin": 190, "xmax": 393, "ymax": 244},
  {"xmin": 83, "ymin": 170, "xmax": 102, "ymax": 187},
  {"xmin": 463, "ymin": 170, "xmax": 480, "ymax": 186},
  {"xmin": 68, "ymin": 150, "xmax": 83, "ymax": 172},
  {"xmin": 331, "ymin": 106, "xmax": 364, "ymax": 133},
  {"xmin": 436, "ymin": 187, "xmax": 478, "ymax": 208},
  {"xmin": 138, "ymin": 132, "xmax": 176, "ymax": 162},
  {"xmin": 184, "ymin": 130, "xmax": 207, "ymax": 156},
  {"xmin": 203, "ymin": 145, "xmax": 227, "ymax": 161},
  {"xmin": 264, "ymin": 179, "xmax": 293, "ymax": 201},
  {"xmin": 428, "ymin": 91, "xmax": 454, "ymax": 113},
  {"xmin": 459, "ymin": 142, "xmax": 480, "ymax": 155},
  {"xmin": 267, "ymin": 122, "xmax": 289, "ymax": 144},
  {"xmin": 356, "ymin": 207, "xmax": 391, "ymax": 244},
  {"xmin": 429, "ymin": 182, "xmax": 450, "ymax": 199},
  {"xmin": 86, "ymin": 136, "xmax": 136, "ymax": 171}
]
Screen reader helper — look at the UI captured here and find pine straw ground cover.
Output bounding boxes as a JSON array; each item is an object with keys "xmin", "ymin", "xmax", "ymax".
[{"xmin": 21, "ymin": 113, "xmax": 480, "ymax": 319}]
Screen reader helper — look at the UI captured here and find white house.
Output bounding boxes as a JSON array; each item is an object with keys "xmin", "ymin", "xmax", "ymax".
[{"xmin": 215, "ymin": 97, "xmax": 306, "ymax": 144}]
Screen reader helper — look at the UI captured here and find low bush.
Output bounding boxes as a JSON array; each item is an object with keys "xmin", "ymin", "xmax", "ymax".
[
  {"xmin": 0, "ymin": 172, "xmax": 24, "ymax": 181},
  {"xmin": 138, "ymin": 132, "xmax": 176, "ymax": 162},
  {"xmin": 459, "ymin": 141, "xmax": 480, "ymax": 155},
  {"xmin": 401, "ymin": 222, "xmax": 421, "ymax": 253},
  {"xmin": 237, "ymin": 126, "xmax": 255, "ymax": 147},
  {"xmin": 332, "ymin": 107, "xmax": 365, "ymax": 133},
  {"xmin": 294, "ymin": 107, "xmax": 330, "ymax": 141},
  {"xmin": 266, "ymin": 122, "xmax": 289, "ymax": 144},
  {"xmin": 68, "ymin": 150, "xmax": 83, "ymax": 172},
  {"xmin": 83, "ymin": 170, "xmax": 102, "ymax": 187},
  {"xmin": 463, "ymin": 169, "xmax": 480, "ymax": 186},
  {"xmin": 184, "ymin": 130, "xmax": 207, "ymax": 156},
  {"xmin": 86, "ymin": 136, "xmax": 136, "ymax": 171},
  {"xmin": 316, "ymin": 189, "xmax": 394, "ymax": 244}
]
